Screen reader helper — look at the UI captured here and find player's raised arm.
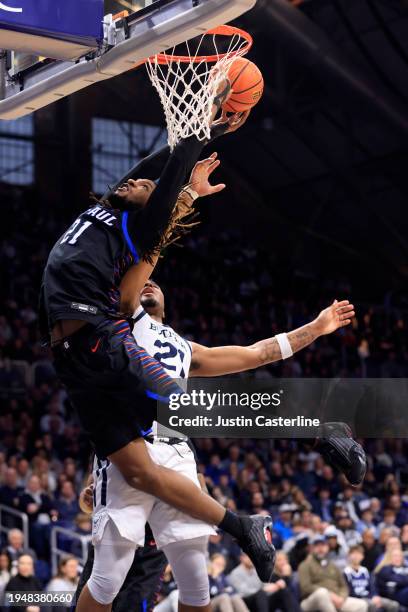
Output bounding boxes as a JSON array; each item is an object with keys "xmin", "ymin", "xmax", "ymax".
[
  {"xmin": 189, "ymin": 300, "xmax": 355, "ymax": 377},
  {"xmin": 125, "ymin": 80, "xmax": 245, "ymax": 258}
]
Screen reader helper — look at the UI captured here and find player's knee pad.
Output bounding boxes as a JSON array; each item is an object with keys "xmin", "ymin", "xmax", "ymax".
[
  {"xmin": 87, "ymin": 569, "xmax": 124, "ymax": 605},
  {"xmin": 162, "ymin": 536, "xmax": 210, "ymax": 607},
  {"xmin": 88, "ymin": 520, "xmax": 137, "ymax": 605}
]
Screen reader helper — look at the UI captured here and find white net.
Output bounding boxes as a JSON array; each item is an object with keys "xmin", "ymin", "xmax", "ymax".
[{"xmin": 145, "ymin": 26, "xmax": 251, "ymax": 150}]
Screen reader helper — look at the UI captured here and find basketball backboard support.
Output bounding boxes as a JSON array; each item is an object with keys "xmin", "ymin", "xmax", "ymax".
[{"xmin": 0, "ymin": 0, "xmax": 257, "ymax": 120}]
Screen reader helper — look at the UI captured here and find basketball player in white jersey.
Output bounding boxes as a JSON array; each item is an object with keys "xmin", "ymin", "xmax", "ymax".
[{"xmin": 83, "ymin": 278, "xmax": 358, "ymax": 612}]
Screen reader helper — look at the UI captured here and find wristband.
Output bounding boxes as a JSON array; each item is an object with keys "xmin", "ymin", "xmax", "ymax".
[
  {"xmin": 276, "ymin": 333, "xmax": 293, "ymax": 360},
  {"xmin": 183, "ymin": 186, "xmax": 200, "ymax": 201}
]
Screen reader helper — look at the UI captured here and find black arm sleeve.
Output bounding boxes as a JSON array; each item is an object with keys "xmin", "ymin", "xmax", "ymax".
[
  {"xmin": 103, "ymin": 144, "xmax": 171, "ymax": 200},
  {"xmin": 128, "ymin": 136, "xmax": 205, "ymax": 255}
]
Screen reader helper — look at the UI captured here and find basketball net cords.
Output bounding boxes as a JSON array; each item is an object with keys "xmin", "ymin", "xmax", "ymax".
[{"xmin": 146, "ymin": 31, "xmax": 248, "ymax": 150}]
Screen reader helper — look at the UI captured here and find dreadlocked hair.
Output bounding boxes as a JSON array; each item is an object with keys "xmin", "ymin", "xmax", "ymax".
[{"xmin": 143, "ymin": 185, "xmax": 200, "ymax": 264}]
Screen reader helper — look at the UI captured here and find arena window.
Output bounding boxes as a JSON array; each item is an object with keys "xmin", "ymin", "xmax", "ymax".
[
  {"xmin": 0, "ymin": 115, "xmax": 34, "ymax": 186},
  {"xmin": 91, "ymin": 117, "xmax": 167, "ymax": 195}
]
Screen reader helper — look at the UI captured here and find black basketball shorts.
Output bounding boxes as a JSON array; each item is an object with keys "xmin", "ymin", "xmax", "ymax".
[{"xmin": 53, "ymin": 319, "xmax": 182, "ymax": 458}]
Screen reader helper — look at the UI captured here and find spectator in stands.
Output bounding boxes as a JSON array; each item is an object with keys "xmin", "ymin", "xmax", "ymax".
[
  {"xmin": 250, "ymin": 491, "xmax": 265, "ymax": 515},
  {"xmin": 16, "ymin": 459, "xmax": 31, "ymax": 488},
  {"xmin": 312, "ymin": 487, "xmax": 333, "ymax": 522},
  {"xmin": 292, "ymin": 489, "xmax": 313, "ymax": 514},
  {"xmin": 356, "ymin": 508, "xmax": 378, "ymax": 538},
  {"xmin": 369, "ymin": 499, "xmax": 383, "ymax": 525},
  {"xmin": 70, "ymin": 513, "xmax": 92, "ymax": 558},
  {"xmin": 0, "ymin": 550, "xmax": 11, "ymax": 600},
  {"xmin": 47, "ymin": 554, "xmax": 79, "ymax": 593},
  {"xmin": 208, "ymin": 553, "xmax": 248, "ymax": 612},
  {"xmin": 62, "ymin": 458, "xmax": 83, "ymax": 491},
  {"xmin": 387, "ymin": 494, "xmax": 408, "ymax": 527},
  {"xmin": 337, "ymin": 487, "xmax": 361, "ymax": 524},
  {"xmin": 298, "ymin": 535, "xmax": 366, "ymax": 611},
  {"xmin": 344, "ymin": 545, "xmax": 398, "ymax": 611},
  {"xmin": 336, "ymin": 511, "xmax": 362, "ymax": 548},
  {"xmin": 377, "ymin": 528, "xmax": 394, "ymax": 554},
  {"xmin": 317, "ymin": 465, "xmax": 340, "ymax": 498},
  {"xmin": 265, "ymin": 550, "xmax": 301, "ymax": 612},
  {"xmin": 286, "ymin": 533, "xmax": 310, "ymax": 572},
  {"xmin": 4, "ymin": 554, "xmax": 42, "ymax": 612},
  {"xmin": 73, "ymin": 512, "xmax": 91, "ymax": 536},
  {"xmin": 18, "ymin": 475, "xmax": 57, "ymax": 558},
  {"xmin": 18, "ymin": 475, "xmax": 56, "ymax": 524},
  {"xmin": 324, "ymin": 526, "xmax": 349, "ymax": 569},
  {"xmin": 377, "ymin": 510, "xmax": 400, "ymax": 537},
  {"xmin": 274, "ymin": 504, "xmax": 296, "ymax": 542},
  {"xmin": 374, "ymin": 536, "xmax": 402, "ymax": 573},
  {"xmin": 55, "ymin": 481, "xmax": 80, "ymax": 524},
  {"xmin": 0, "ymin": 468, "xmax": 22, "ymax": 523},
  {"xmin": 34, "ymin": 457, "xmax": 57, "ymax": 495},
  {"xmin": 376, "ymin": 549, "xmax": 408, "ymax": 608},
  {"xmin": 227, "ymin": 553, "xmax": 269, "ymax": 612},
  {"xmin": 361, "ymin": 530, "xmax": 383, "ymax": 572},
  {"xmin": 6, "ymin": 529, "xmax": 37, "ymax": 570},
  {"xmin": 293, "ymin": 460, "xmax": 317, "ymax": 498}
]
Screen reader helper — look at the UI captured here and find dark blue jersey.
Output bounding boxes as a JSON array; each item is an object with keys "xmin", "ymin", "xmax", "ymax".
[{"xmin": 39, "ymin": 137, "xmax": 204, "ymax": 340}]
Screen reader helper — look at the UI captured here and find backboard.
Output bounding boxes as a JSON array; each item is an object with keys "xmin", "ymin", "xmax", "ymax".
[{"xmin": 0, "ymin": 0, "xmax": 257, "ymax": 120}]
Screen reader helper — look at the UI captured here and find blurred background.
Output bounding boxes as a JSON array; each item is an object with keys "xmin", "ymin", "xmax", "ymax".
[{"xmin": 0, "ymin": 0, "xmax": 408, "ymax": 610}]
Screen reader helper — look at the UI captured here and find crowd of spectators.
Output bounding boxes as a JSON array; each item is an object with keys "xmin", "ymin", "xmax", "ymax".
[
  {"xmin": 154, "ymin": 436, "xmax": 408, "ymax": 611},
  {"xmin": 1, "ymin": 190, "xmax": 408, "ymax": 610}
]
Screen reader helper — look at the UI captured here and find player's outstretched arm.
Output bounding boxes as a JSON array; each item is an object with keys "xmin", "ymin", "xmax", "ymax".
[
  {"xmin": 128, "ymin": 78, "xmax": 236, "ymax": 256},
  {"xmin": 189, "ymin": 300, "xmax": 355, "ymax": 377}
]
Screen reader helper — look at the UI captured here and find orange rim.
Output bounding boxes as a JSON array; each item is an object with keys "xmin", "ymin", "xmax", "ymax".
[{"xmin": 149, "ymin": 25, "xmax": 253, "ymax": 65}]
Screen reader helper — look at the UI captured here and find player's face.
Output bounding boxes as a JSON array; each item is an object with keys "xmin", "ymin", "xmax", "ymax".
[
  {"xmin": 140, "ymin": 280, "xmax": 165, "ymax": 317},
  {"xmin": 115, "ymin": 178, "xmax": 156, "ymax": 207}
]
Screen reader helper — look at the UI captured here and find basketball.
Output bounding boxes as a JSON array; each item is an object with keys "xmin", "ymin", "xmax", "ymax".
[{"xmin": 222, "ymin": 57, "xmax": 264, "ymax": 113}]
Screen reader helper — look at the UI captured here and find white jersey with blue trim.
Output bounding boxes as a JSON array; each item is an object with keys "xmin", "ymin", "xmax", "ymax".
[
  {"xmin": 132, "ymin": 305, "xmax": 192, "ymax": 381},
  {"xmin": 92, "ymin": 305, "xmax": 192, "ymax": 519}
]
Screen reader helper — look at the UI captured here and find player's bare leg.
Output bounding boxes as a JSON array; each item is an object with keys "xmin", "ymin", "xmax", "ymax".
[
  {"xmin": 76, "ymin": 585, "xmax": 111, "ymax": 612},
  {"xmin": 109, "ymin": 437, "xmax": 226, "ymax": 524}
]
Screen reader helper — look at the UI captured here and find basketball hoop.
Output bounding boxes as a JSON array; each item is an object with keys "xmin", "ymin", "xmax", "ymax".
[{"xmin": 145, "ymin": 25, "xmax": 253, "ymax": 150}]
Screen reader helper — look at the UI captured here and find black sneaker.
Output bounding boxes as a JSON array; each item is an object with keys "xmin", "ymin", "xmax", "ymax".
[{"xmin": 238, "ymin": 515, "xmax": 276, "ymax": 582}]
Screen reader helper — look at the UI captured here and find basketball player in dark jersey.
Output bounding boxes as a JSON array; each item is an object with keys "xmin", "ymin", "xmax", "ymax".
[{"xmin": 40, "ymin": 83, "xmax": 276, "ymax": 611}]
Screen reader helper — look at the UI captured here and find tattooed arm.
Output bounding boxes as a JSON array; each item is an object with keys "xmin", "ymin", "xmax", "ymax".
[{"xmin": 189, "ymin": 300, "xmax": 355, "ymax": 377}]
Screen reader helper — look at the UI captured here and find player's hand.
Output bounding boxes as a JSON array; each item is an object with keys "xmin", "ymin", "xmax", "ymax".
[
  {"xmin": 218, "ymin": 110, "xmax": 251, "ymax": 133},
  {"xmin": 211, "ymin": 110, "xmax": 251, "ymax": 136},
  {"xmin": 312, "ymin": 300, "xmax": 355, "ymax": 336},
  {"xmin": 189, "ymin": 153, "xmax": 226, "ymax": 197},
  {"xmin": 79, "ymin": 484, "xmax": 94, "ymax": 514}
]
